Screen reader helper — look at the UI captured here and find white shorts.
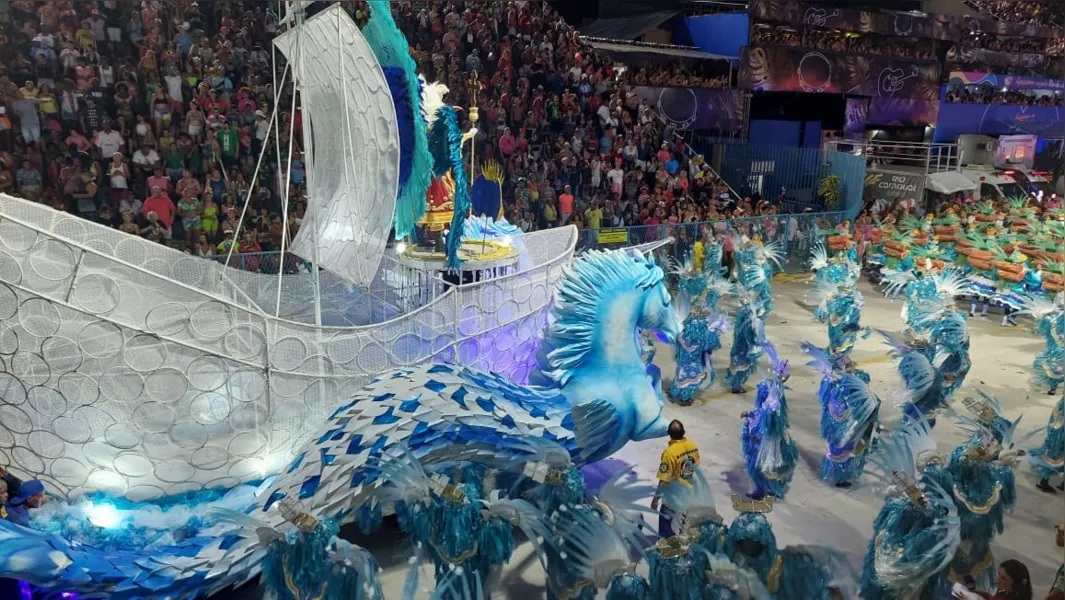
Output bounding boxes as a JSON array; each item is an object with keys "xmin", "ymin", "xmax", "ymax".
[{"xmin": 22, "ymin": 123, "xmax": 41, "ymax": 142}]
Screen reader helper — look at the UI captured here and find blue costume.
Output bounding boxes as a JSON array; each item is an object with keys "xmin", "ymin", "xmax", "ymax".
[
  {"xmin": 802, "ymin": 341, "xmax": 881, "ymax": 487},
  {"xmin": 859, "ymin": 417, "xmax": 961, "ymax": 600},
  {"xmin": 741, "ymin": 337, "xmax": 796, "ymax": 500},
  {"xmin": 670, "ymin": 248, "xmax": 732, "ymax": 404},
  {"xmin": 723, "ymin": 497, "xmax": 857, "ymax": 600},
  {"xmin": 1030, "ymin": 395, "xmax": 1064, "ymax": 490},
  {"xmin": 733, "ymin": 238, "xmax": 784, "ymax": 317},
  {"xmin": 647, "ymin": 467, "xmax": 732, "ymax": 600},
  {"xmin": 1022, "ymin": 294, "xmax": 1065, "ymax": 394},
  {"xmin": 880, "ymin": 270, "xmax": 974, "ymax": 426},
  {"xmin": 809, "ymin": 243, "xmax": 867, "ymax": 364},
  {"xmin": 946, "ymin": 392, "xmax": 1022, "ymax": 590},
  {"xmin": 726, "ymin": 295, "xmax": 765, "ymax": 394}
]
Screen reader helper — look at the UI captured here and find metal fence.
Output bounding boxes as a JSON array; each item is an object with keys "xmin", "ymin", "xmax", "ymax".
[
  {"xmin": 575, "ymin": 211, "xmax": 848, "ymax": 272},
  {"xmin": 698, "ymin": 142, "xmax": 867, "ymax": 218}
]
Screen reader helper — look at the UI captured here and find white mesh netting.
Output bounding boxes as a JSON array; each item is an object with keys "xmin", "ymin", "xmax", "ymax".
[{"xmin": 0, "ymin": 194, "xmax": 576, "ymax": 500}]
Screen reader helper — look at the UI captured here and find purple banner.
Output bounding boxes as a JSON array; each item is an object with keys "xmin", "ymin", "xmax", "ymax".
[
  {"xmin": 868, "ymin": 97, "xmax": 940, "ymax": 127},
  {"xmin": 844, "ymin": 98, "xmax": 869, "ymax": 139},
  {"xmin": 632, "ymin": 86, "xmax": 745, "ymax": 132},
  {"xmin": 739, "ymin": 46, "xmax": 940, "ymax": 101},
  {"xmin": 947, "ymin": 72, "xmax": 1065, "ymax": 92},
  {"xmin": 750, "ymin": 0, "xmax": 1063, "ymax": 41},
  {"xmin": 948, "ymin": 46, "xmax": 1046, "ymax": 73}
]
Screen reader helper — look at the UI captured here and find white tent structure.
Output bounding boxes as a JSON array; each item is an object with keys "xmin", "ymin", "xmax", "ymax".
[{"xmin": 0, "ymin": 4, "xmax": 578, "ymax": 501}]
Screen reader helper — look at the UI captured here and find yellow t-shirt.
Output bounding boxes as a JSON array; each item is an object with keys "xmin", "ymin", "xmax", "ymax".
[
  {"xmin": 693, "ymin": 241, "xmax": 705, "ymax": 272},
  {"xmin": 37, "ymin": 93, "xmax": 57, "ymax": 114},
  {"xmin": 657, "ymin": 438, "xmax": 700, "ymax": 484}
]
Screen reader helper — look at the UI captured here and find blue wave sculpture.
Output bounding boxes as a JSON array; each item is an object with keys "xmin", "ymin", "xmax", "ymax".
[{"xmin": 0, "ymin": 249, "xmax": 681, "ymax": 598}]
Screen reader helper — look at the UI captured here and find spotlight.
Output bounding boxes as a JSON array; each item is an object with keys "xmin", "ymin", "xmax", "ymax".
[
  {"xmin": 87, "ymin": 503, "xmax": 121, "ymax": 529},
  {"xmin": 395, "ymin": 242, "xmax": 408, "ymax": 254},
  {"xmin": 500, "ymin": 236, "xmax": 512, "ymax": 247}
]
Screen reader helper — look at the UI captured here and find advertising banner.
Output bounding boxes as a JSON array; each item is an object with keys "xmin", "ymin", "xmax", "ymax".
[
  {"xmin": 868, "ymin": 97, "xmax": 940, "ymax": 127},
  {"xmin": 863, "ymin": 171, "xmax": 926, "ymax": 203},
  {"xmin": 947, "ymin": 72, "xmax": 1065, "ymax": 93},
  {"xmin": 631, "ymin": 86, "xmax": 745, "ymax": 132},
  {"xmin": 750, "ymin": 0, "xmax": 1063, "ymax": 41},
  {"xmin": 596, "ymin": 228, "xmax": 629, "ymax": 244},
  {"xmin": 933, "ymin": 104, "xmax": 1064, "ymax": 142},
  {"xmin": 739, "ymin": 46, "xmax": 940, "ymax": 100}
]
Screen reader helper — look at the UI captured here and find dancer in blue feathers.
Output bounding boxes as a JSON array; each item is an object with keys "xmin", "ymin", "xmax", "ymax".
[
  {"xmin": 1030, "ymin": 394, "xmax": 1065, "ymax": 493},
  {"xmin": 801, "ymin": 341, "xmax": 881, "ymax": 488},
  {"xmin": 726, "ymin": 287, "xmax": 766, "ymax": 394},
  {"xmin": 945, "ymin": 391, "xmax": 1030, "ymax": 591},
  {"xmin": 808, "ymin": 243, "xmax": 867, "ymax": 365},
  {"xmin": 740, "ymin": 334, "xmax": 797, "ymax": 501},
  {"xmin": 879, "ymin": 269, "xmax": 974, "ymax": 426},
  {"xmin": 732, "ymin": 236, "xmax": 784, "ymax": 317},
  {"xmin": 722, "ymin": 495, "xmax": 859, "ymax": 599},
  {"xmin": 1019, "ymin": 293, "xmax": 1065, "ymax": 396},
  {"xmin": 859, "ymin": 417, "xmax": 961, "ymax": 600},
  {"xmin": 669, "ymin": 257, "xmax": 733, "ymax": 404}
]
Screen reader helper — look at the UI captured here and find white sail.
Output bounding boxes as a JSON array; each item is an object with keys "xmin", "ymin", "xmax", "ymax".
[{"xmin": 273, "ymin": 3, "xmax": 400, "ymax": 288}]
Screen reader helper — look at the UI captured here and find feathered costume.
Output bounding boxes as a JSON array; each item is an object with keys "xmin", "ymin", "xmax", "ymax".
[
  {"xmin": 669, "ymin": 259, "xmax": 733, "ymax": 404},
  {"xmin": 880, "ymin": 269, "xmax": 974, "ymax": 425},
  {"xmin": 808, "ymin": 243, "xmax": 867, "ymax": 362},
  {"xmin": 741, "ymin": 336, "xmax": 797, "ymax": 500},
  {"xmin": 733, "ymin": 237, "xmax": 784, "ymax": 317},
  {"xmin": 1020, "ymin": 293, "xmax": 1065, "ymax": 394},
  {"xmin": 944, "ymin": 391, "xmax": 1027, "ymax": 590},
  {"xmin": 802, "ymin": 341, "xmax": 881, "ymax": 487},
  {"xmin": 859, "ymin": 417, "xmax": 961, "ymax": 600},
  {"xmin": 726, "ymin": 289, "xmax": 766, "ymax": 393},
  {"xmin": 724, "ymin": 497, "xmax": 858, "ymax": 600},
  {"xmin": 1029, "ymin": 395, "xmax": 1065, "ymax": 486}
]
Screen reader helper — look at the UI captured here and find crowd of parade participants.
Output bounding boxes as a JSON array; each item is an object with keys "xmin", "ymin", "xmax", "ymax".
[{"xmin": 235, "ymin": 193, "xmax": 1062, "ymax": 599}]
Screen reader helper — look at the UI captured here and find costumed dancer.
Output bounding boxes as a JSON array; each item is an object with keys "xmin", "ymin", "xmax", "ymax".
[
  {"xmin": 648, "ymin": 467, "xmax": 725, "ymax": 600},
  {"xmin": 1030, "ymin": 394, "xmax": 1065, "ymax": 493},
  {"xmin": 859, "ymin": 417, "xmax": 961, "ymax": 600},
  {"xmin": 802, "ymin": 341, "xmax": 881, "ymax": 488},
  {"xmin": 212, "ymin": 500, "xmax": 387, "ymax": 600},
  {"xmin": 726, "ymin": 288, "xmax": 766, "ymax": 394},
  {"xmin": 732, "ymin": 236, "xmax": 784, "ymax": 317},
  {"xmin": 368, "ymin": 448, "xmax": 550, "ymax": 596},
  {"xmin": 740, "ymin": 335, "xmax": 797, "ymax": 500},
  {"xmin": 548, "ymin": 498, "xmax": 651, "ymax": 600},
  {"xmin": 1020, "ymin": 292, "xmax": 1065, "ymax": 395},
  {"xmin": 808, "ymin": 242, "xmax": 867, "ymax": 364},
  {"xmin": 945, "ymin": 391, "xmax": 1028, "ymax": 590},
  {"xmin": 723, "ymin": 496, "xmax": 858, "ymax": 600},
  {"xmin": 669, "ymin": 259, "xmax": 733, "ymax": 404}
]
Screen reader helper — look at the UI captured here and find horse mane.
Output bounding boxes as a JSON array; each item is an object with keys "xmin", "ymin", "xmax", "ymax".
[{"xmin": 537, "ymin": 250, "xmax": 665, "ymax": 387}]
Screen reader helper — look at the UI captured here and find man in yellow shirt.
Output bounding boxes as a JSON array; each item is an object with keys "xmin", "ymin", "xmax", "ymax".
[{"xmin": 650, "ymin": 420, "xmax": 700, "ymax": 537}]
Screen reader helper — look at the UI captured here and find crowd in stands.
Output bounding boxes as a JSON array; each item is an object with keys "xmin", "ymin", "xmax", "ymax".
[
  {"xmin": 965, "ymin": 0, "xmax": 1065, "ymax": 28},
  {"xmin": 753, "ymin": 26, "xmax": 937, "ymax": 61},
  {"xmin": 0, "ymin": 0, "xmax": 774, "ymax": 269},
  {"xmin": 619, "ymin": 65, "xmax": 730, "ymax": 88},
  {"xmin": 944, "ymin": 86, "xmax": 1065, "ymax": 106}
]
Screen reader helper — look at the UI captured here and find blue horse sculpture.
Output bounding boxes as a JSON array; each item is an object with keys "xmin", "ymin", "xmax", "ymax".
[{"xmin": 0, "ymin": 249, "xmax": 681, "ymax": 599}]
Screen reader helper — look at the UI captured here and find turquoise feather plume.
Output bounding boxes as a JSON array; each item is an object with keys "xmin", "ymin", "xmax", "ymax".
[
  {"xmin": 362, "ymin": 0, "xmax": 433, "ymax": 239},
  {"xmin": 427, "ymin": 106, "xmax": 470, "ymax": 271}
]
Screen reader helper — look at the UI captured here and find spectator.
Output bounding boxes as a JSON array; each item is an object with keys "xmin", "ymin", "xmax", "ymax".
[
  {"xmin": 558, "ymin": 184, "xmax": 574, "ymax": 224},
  {"xmin": 143, "ymin": 185, "xmax": 176, "ymax": 229},
  {"xmin": 1048, "ymin": 523, "xmax": 1065, "ymax": 600},
  {"xmin": 5, "ymin": 478, "xmax": 44, "ymax": 528}
]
